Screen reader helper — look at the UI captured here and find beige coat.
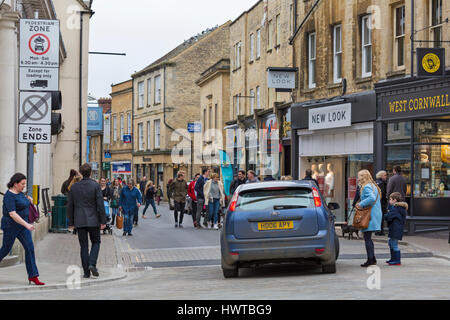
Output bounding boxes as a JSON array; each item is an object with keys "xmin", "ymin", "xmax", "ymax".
[{"xmin": 204, "ymin": 180, "xmax": 225, "ymax": 207}]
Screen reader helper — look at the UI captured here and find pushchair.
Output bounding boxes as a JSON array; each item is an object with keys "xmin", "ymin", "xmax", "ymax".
[{"xmin": 103, "ymin": 200, "xmax": 113, "ymax": 235}]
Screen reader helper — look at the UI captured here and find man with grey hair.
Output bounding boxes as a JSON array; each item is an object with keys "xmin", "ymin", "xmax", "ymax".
[{"xmin": 375, "ymin": 170, "xmax": 388, "ymax": 236}]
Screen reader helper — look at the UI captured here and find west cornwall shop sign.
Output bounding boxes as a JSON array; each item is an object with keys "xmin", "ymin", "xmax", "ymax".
[{"xmin": 381, "ymin": 87, "xmax": 450, "ymax": 120}]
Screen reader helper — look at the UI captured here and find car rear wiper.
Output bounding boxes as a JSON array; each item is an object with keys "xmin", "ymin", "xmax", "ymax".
[{"xmin": 273, "ymin": 205, "xmax": 307, "ymax": 210}]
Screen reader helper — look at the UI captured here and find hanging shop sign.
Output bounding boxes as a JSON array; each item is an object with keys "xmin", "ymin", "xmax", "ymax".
[
  {"xmin": 417, "ymin": 48, "xmax": 445, "ymax": 78},
  {"xmin": 267, "ymin": 67, "xmax": 297, "ymax": 92}
]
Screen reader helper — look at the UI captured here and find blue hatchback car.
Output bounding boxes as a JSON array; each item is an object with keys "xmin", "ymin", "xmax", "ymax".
[{"xmin": 220, "ymin": 180, "xmax": 340, "ymax": 278}]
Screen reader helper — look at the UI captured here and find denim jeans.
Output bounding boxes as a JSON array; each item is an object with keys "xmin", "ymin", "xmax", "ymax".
[
  {"xmin": 388, "ymin": 238, "xmax": 400, "ymax": 252},
  {"xmin": 208, "ymin": 199, "xmax": 220, "ymax": 225},
  {"xmin": 77, "ymin": 227, "xmax": 101, "ymax": 274},
  {"xmin": 0, "ymin": 227, "xmax": 39, "ymax": 278},
  {"xmin": 363, "ymin": 231, "xmax": 375, "ymax": 260},
  {"xmin": 143, "ymin": 199, "xmax": 158, "ymax": 216},
  {"xmin": 123, "ymin": 210, "xmax": 135, "ymax": 233}
]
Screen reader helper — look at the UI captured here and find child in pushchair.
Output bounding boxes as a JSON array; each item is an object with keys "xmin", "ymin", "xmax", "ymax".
[{"xmin": 103, "ymin": 200, "xmax": 113, "ymax": 235}]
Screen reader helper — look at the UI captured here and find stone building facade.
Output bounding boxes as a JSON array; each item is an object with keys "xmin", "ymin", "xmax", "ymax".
[
  {"xmin": 228, "ymin": 0, "xmax": 296, "ymax": 179},
  {"xmin": 131, "ymin": 22, "xmax": 231, "ymax": 196},
  {"xmin": 107, "ymin": 79, "xmax": 133, "ymax": 182}
]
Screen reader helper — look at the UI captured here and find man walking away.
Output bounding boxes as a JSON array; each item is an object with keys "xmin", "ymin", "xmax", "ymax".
[
  {"xmin": 169, "ymin": 172, "xmax": 188, "ymax": 228},
  {"xmin": 303, "ymin": 169, "xmax": 319, "ymax": 187},
  {"xmin": 67, "ymin": 163, "xmax": 106, "ymax": 278},
  {"xmin": 387, "ymin": 166, "xmax": 407, "ymax": 201},
  {"xmin": 195, "ymin": 168, "xmax": 210, "ymax": 228},
  {"xmin": 139, "ymin": 176, "xmax": 147, "ymax": 205},
  {"xmin": 263, "ymin": 169, "xmax": 276, "ymax": 181},
  {"xmin": 188, "ymin": 174, "xmax": 200, "ymax": 228}
]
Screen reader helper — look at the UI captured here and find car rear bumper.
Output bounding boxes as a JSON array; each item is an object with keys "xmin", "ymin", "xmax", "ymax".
[{"xmin": 221, "ymin": 230, "xmax": 335, "ymax": 267}]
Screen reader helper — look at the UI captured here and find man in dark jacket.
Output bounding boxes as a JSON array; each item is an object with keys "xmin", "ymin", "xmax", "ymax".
[
  {"xmin": 303, "ymin": 169, "xmax": 319, "ymax": 187},
  {"xmin": 67, "ymin": 163, "xmax": 106, "ymax": 278},
  {"xmin": 263, "ymin": 169, "xmax": 276, "ymax": 181},
  {"xmin": 169, "ymin": 172, "xmax": 188, "ymax": 228},
  {"xmin": 195, "ymin": 168, "xmax": 210, "ymax": 228},
  {"xmin": 230, "ymin": 170, "xmax": 246, "ymax": 195},
  {"xmin": 387, "ymin": 166, "xmax": 407, "ymax": 201}
]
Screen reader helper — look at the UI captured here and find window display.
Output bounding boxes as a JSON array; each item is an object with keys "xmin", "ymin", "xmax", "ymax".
[
  {"xmin": 386, "ymin": 145, "xmax": 411, "ymax": 196},
  {"xmin": 414, "ymin": 121, "xmax": 450, "ymax": 144}
]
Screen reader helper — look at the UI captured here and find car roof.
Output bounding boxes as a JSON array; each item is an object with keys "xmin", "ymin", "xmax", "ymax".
[{"xmin": 237, "ymin": 180, "xmax": 315, "ymax": 192}]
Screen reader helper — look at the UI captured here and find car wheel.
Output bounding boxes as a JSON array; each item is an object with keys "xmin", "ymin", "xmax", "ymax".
[
  {"xmin": 322, "ymin": 263, "xmax": 336, "ymax": 274},
  {"xmin": 335, "ymin": 234, "xmax": 340, "ymax": 260},
  {"xmin": 221, "ymin": 256, "xmax": 238, "ymax": 278},
  {"xmin": 222, "ymin": 267, "xmax": 239, "ymax": 278}
]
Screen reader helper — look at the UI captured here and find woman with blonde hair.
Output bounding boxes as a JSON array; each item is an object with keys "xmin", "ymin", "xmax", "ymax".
[
  {"xmin": 68, "ymin": 173, "xmax": 82, "ymax": 192},
  {"xmin": 142, "ymin": 180, "xmax": 160, "ymax": 218},
  {"xmin": 204, "ymin": 173, "xmax": 226, "ymax": 230},
  {"xmin": 356, "ymin": 169, "xmax": 382, "ymax": 267}
]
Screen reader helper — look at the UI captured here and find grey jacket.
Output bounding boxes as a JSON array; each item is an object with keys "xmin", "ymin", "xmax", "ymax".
[
  {"xmin": 387, "ymin": 174, "xmax": 407, "ymax": 200},
  {"xmin": 67, "ymin": 178, "xmax": 107, "ymax": 228}
]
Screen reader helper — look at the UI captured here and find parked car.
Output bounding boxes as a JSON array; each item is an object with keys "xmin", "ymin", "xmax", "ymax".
[{"xmin": 220, "ymin": 180, "xmax": 340, "ymax": 278}]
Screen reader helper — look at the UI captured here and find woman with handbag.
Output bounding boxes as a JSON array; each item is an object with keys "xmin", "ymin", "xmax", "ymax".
[
  {"xmin": 0, "ymin": 173, "xmax": 45, "ymax": 285},
  {"xmin": 110, "ymin": 179, "xmax": 122, "ymax": 226},
  {"xmin": 355, "ymin": 170, "xmax": 383, "ymax": 267}
]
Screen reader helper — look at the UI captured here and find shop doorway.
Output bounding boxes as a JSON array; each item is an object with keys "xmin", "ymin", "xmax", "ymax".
[{"xmin": 300, "ymin": 154, "xmax": 373, "ymax": 223}]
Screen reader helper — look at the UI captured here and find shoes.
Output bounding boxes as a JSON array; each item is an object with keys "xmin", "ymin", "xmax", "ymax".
[
  {"xmin": 123, "ymin": 232, "xmax": 127, "ymax": 236},
  {"xmin": 142, "ymin": 215, "xmax": 147, "ymax": 219},
  {"xmin": 361, "ymin": 259, "xmax": 377, "ymax": 267},
  {"xmin": 28, "ymin": 277, "xmax": 45, "ymax": 286},
  {"xmin": 83, "ymin": 273, "xmax": 90, "ymax": 279},
  {"xmin": 214, "ymin": 223, "xmax": 219, "ymax": 230},
  {"xmin": 179, "ymin": 224, "xmax": 183, "ymax": 228},
  {"xmin": 175, "ymin": 223, "xmax": 178, "ymax": 228},
  {"xmin": 88, "ymin": 265, "xmax": 99, "ymax": 277},
  {"xmin": 156, "ymin": 214, "xmax": 161, "ymax": 218},
  {"xmin": 388, "ymin": 251, "xmax": 401, "ymax": 266},
  {"xmin": 128, "ymin": 233, "xmax": 133, "ymax": 236}
]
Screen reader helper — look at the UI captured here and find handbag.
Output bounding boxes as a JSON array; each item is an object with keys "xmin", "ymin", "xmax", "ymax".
[
  {"xmin": 116, "ymin": 212, "xmax": 123, "ymax": 230},
  {"xmin": 353, "ymin": 185, "xmax": 379, "ymax": 230},
  {"xmin": 29, "ymin": 203, "xmax": 40, "ymax": 224},
  {"xmin": 169, "ymin": 197, "xmax": 174, "ymax": 210}
]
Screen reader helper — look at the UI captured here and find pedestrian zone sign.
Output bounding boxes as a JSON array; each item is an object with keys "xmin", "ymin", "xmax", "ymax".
[{"xmin": 18, "ymin": 92, "xmax": 52, "ymax": 144}]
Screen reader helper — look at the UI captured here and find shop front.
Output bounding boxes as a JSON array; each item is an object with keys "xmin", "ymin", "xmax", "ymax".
[
  {"xmin": 260, "ymin": 113, "xmax": 279, "ymax": 179},
  {"xmin": 375, "ymin": 76, "xmax": 450, "ymax": 234},
  {"xmin": 112, "ymin": 161, "xmax": 132, "ymax": 181},
  {"xmin": 292, "ymin": 91, "xmax": 377, "ymax": 223}
]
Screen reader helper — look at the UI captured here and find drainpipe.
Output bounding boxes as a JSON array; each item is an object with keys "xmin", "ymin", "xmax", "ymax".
[{"xmin": 410, "ymin": 0, "xmax": 414, "ymax": 77}]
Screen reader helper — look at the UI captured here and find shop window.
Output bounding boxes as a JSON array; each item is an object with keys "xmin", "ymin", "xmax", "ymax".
[
  {"xmin": 414, "ymin": 144, "xmax": 450, "ymax": 198},
  {"xmin": 386, "ymin": 145, "xmax": 412, "ymax": 196},
  {"xmin": 387, "ymin": 121, "xmax": 412, "ymax": 143},
  {"xmin": 414, "ymin": 121, "xmax": 450, "ymax": 144}
]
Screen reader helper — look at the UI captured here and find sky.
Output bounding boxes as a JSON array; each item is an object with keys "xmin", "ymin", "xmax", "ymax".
[{"xmin": 88, "ymin": 0, "xmax": 258, "ymax": 99}]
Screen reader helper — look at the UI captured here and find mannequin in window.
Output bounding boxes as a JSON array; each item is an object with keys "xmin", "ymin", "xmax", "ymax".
[
  {"xmin": 311, "ymin": 164, "xmax": 320, "ymax": 180},
  {"xmin": 325, "ymin": 163, "xmax": 335, "ymax": 201}
]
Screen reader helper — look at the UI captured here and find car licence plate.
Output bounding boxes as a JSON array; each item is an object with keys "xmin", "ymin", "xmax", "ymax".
[{"xmin": 258, "ymin": 221, "xmax": 294, "ymax": 231}]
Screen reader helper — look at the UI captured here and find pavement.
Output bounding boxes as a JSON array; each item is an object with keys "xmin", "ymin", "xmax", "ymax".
[
  {"xmin": 0, "ymin": 201, "xmax": 448, "ymax": 294},
  {"xmin": 0, "ymin": 229, "xmax": 127, "ymax": 293}
]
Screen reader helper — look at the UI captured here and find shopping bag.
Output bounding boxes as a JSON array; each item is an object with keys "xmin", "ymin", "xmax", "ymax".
[{"xmin": 116, "ymin": 213, "xmax": 123, "ymax": 229}]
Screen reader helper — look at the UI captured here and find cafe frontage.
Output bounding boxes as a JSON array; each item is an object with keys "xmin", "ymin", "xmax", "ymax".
[{"xmin": 374, "ymin": 76, "xmax": 450, "ymax": 234}]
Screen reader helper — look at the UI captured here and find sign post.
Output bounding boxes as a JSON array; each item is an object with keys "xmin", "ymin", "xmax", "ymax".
[{"xmin": 19, "ymin": 18, "xmax": 60, "ymax": 196}]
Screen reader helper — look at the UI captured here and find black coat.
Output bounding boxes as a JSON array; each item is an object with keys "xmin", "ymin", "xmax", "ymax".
[
  {"xmin": 385, "ymin": 202, "xmax": 407, "ymax": 240},
  {"xmin": 195, "ymin": 176, "xmax": 207, "ymax": 200},
  {"xmin": 67, "ymin": 178, "xmax": 107, "ymax": 228},
  {"xmin": 230, "ymin": 178, "xmax": 246, "ymax": 195},
  {"xmin": 145, "ymin": 186, "xmax": 156, "ymax": 200},
  {"xmin": 376, "ymin": 178, "xmax": 388, "ymax": 214}
]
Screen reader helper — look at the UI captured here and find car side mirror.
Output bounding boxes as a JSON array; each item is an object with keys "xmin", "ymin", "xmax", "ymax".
[{"xmin": 328, "ymin": 202, "xmax": 340, "ymax": 211}]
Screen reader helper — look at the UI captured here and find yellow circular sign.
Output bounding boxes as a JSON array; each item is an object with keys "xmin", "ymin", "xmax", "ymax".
[{"xmin": 422, "ymin": 53, "xmax": 440, "ymax": 73}]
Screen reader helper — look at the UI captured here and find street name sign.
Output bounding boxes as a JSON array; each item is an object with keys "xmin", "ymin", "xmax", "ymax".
[{"xmin": 19, "ymin": 19, "xmax": 60, "ymax": 91}]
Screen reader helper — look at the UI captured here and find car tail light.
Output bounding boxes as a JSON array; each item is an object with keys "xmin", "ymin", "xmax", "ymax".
[
  {"xmin": 315, "ymin": 248, "xmax": 325, "ymax": 255},
  {"xmin": 228, "ymin": 192, "xmax": 239, "ymax": 212},
  {"xmin": 312, "ymin": 187, "xmax": 322, "ymax": 208},
  {"xmin": 230, "ymin": 252, "xmax": 239, "ymax": 256}
]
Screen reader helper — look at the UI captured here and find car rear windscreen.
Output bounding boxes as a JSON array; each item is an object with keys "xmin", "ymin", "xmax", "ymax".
[{"xmin": 235, "ymin": 188, "xmax": 315, "ymax": 211}]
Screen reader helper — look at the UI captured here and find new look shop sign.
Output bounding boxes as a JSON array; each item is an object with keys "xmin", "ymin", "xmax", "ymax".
[{"xmin": 309, "ymin": 103, "xmax": 352, "ymax": 131}]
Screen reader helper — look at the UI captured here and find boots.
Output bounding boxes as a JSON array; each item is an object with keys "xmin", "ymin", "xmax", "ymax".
[
  {"xmin": 388, "ymin": 251, "xmax": 401, "ymax": 266},
  {"xmin": 361, "ymin": 258, "xmax": 377, "ymax": 267},
  {"xmin": 386, "ymin": 249, "xmax": 394, "ymax": 264}
]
